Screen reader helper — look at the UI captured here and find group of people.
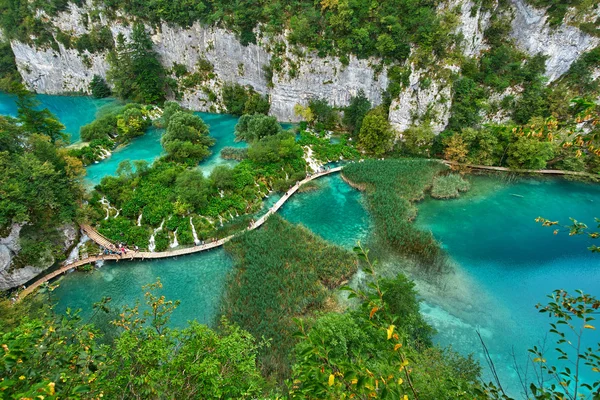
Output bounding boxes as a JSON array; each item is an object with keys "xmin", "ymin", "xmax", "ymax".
[{"xmin": 99, "ymin": 242, "xmax": 138, "ymax": 257}]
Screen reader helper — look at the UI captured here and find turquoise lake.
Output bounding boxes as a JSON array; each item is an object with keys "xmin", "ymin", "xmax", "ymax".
[
  {"xmin": 85, "ymin": 112, "xmax": 245, "ymax": 186},
  {"xmin": 0, "ymin": 92, "xmax": 117, "ymax": 143},
  {"xmin": 4, "ymin": 92, "xmax": 599, "ymax": 396},
  {"xmin": 416, "ymin": 175, "xmax": 600, "ymax": 397}
]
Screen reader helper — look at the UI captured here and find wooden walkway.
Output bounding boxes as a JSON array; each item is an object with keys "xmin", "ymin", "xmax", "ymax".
[
  {"xmin": 442, "ymin": 160, "xmax": 599, "ymax": 179},
  {"xmin": 17, "ymin": 167, "xmax": 342, "ymax": 301}
]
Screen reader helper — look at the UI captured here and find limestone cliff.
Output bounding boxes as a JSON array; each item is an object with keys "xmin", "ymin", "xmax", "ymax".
[
  {"xmin": 7, "ymin": 0, "xmax": 600, "ymax": 132},
  {"xmin": 0, "ymin": 224, "xmax": 78, "ymax": 290}
]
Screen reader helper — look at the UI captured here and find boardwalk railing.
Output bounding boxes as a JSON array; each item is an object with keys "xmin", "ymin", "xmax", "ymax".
[{"xmin": 17, "ymin": 167, "xmax": 342, "ymax": 301}]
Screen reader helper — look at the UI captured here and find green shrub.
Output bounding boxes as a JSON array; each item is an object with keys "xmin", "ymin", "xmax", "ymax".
[
  {"xmin": 431, "ymin": 174, "xmax": 471, "ymax": 199},
  {"xmin": 89, "ymin": 75, "xmax": 111, "ymax": 98}
]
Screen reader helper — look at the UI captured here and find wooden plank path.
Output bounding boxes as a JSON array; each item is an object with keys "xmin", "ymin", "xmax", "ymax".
[
  {"xmin": 17, "ymin": 167, "xmax": 342, "ymax": 301},
  {"xmin": 442, "ymin": 160, "xmax": 599, "ymax": 179}
]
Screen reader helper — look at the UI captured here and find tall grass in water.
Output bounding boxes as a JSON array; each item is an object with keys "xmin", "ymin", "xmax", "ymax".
[
  {"xmin": 220, "ymin": 215, "xmax": 357, "ymax": 382},
  {"xmin": 343, "ymin": 159, "xmax": 449, "ymax": 274}
]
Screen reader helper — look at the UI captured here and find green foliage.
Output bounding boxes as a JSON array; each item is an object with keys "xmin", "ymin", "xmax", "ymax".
[
  {"xmin": 15, "ymin": 90, "xmax": 67, "ymax": 143},
  {"xmin": 89, "ymin": 74, "xmax": 111, "ymax": 98},
  {"xmin": 222, "ymin": 215, "xmax": 357, "ymax": 381},
  {"xmin": 358, "ymin": 107, "xmax": 393, "ymax": 156},
  {"xmin": 161, "ymin": 111, "xmax": 215, "ymax": 164},
  {"xmin": 75, "ymin": 26, "xmax": 113, "ymax": 53},
  {"xmin": 0, "ymin": 104, "xmax": 82, "ymax": 243},
  {"xmin": 235, "ymin": 114, "xmax": 282, "ymax": 142},
  {"xmin": 0, "ymin": 282, "xmax": 266, "ymax": 399},
  {"xmin": 297, "ymin": 131, "xmax": 360, "ymax": 163},
  {"xmin": 308, "ymin": 98, "xmax": 338, "ymax": 131},
  {"xmin": 290, "ymin": 246, "xmax": 482, "ymax": 399},
  {"xmin": 506, "ymin": 132, "xmax": 556, "ymax": 169},
  {"xmin": 0, "ymin": 42, "xmax": 22, "ymax": 91},
  {"xmin": 343, "ymin": 159, "xmax": 449, "ymax": 273},
  {"xmin": 222, "ymin": 82, "xmax": 269, "ymax": 116},
  {"xmin": 107, "ymin": 24, "xmax": 166, "ymax": 104},
  {"xmin": 430, "ymin": 174, "xmax": 471, "ymax": 199},
  {"xmin": 343, "ymin": 90, "xmax": 372, "ymax": 136},
  {"xmin": 400, "ymin": 125, "xmax": 435, "ymax": 157},
  {"xmin": 220, "ymin": 146, "xmax": 248, "ymax": 160},
  {"xmin": 447, "ymin": 77, "xmax": 486, "ymax": 132},
  {"xmin": 80, "ymin": 103, "xmax": 150, "ymax": 143}
]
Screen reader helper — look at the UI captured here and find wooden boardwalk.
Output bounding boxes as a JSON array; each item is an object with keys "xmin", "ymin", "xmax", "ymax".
[
  {"xmin": 17, "ymin": 167, "xmax": 342, "ymax": 301},
  {"xmin": 442, "ymin": 160, "xmax": 599, "ymax": 179}
]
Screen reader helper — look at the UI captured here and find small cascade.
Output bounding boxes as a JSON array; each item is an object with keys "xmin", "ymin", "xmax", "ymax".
[
  {"xmin": 148, "ymin": 219, "xmax": 165, "ymax": 252},
  {"xmin": 190, "ymin": 217, "xmax": 200, "ymax": 245},
  {"xmin": 99, "ymin": 197, "xmax": 117, "ymax": 220},
  {"xmin": 170, "ymin": 229, "xmax": 179, "ymax": 248},
  {"xmin": 219, "ymin": 190, "xmax": 225, "ymax": 198},
  {"xmin": 114, "ymin": 208, "xmax": 121, "ymax": 218},
  {"xmin": 218, "ymin": 215, "xmax": 224, "ymax": 227},
  {"xmin": 65, "ymin": 234, "xmax": 90, "ymax": 265},
  {"xmin": 137, "ymin": 214, "xmax": 143, "ymax": 226}
]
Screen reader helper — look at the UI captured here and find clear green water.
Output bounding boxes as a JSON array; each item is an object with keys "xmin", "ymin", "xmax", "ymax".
[
  {"xmin": 280, "ymin": 174, "xmax": 371, "ymax": 249},
  {"xmin": 52, "ymin": 173, "xmax": 370, "ymax": 327},
  {"xmin": 84, "ymin": 112, "xmax": 245, "ymax": 186},
  {"xmin": 0, "ymin": 92, "xmax": 117, "ymax": 143},
  {"xmin": 415, "ymin": 175, "xmax": 600, "ymax": 397}
]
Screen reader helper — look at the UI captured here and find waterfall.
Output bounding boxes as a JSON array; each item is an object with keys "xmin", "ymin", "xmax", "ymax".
[
  {"xmin": 170, "ymin": 229, "xmax": 179, "ymax": 248},
  {"xmin": 190, "ymin": 217, "xmax": 200, "ymax": 245},
  {"xmin": 65, "ymin": 234, "xmax": 90, "ymax": 265},
  {"xmin": 218, "ymin": 215, "xmax": 224, "ymax": 227},
  {"xmin": 148, "ymin": 219, "xmax": 165, "ymax": 252},
  {"xmin": 137, "ymin": 214, "xmax": 142, "ymax": 226}
]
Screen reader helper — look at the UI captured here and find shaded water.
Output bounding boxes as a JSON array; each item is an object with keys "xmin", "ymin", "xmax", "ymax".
[
  {"xmin": 416, "ymin": 175, "xmax": 600, "ymax": 397},
  {"xmin": 52, "ymin": 173, "xmax": 370, "ymax": 327},
  {"xmin": 0, "ymin": 92, "xmax": 117, "ymax": 143}
]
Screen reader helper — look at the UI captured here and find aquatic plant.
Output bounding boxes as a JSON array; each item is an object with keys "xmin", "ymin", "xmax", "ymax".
[
  {"xmin": 221, "ymin": 215, "xmax": 357, "ymax": 382},
  {"xmin": 342, "ymin": 159, "xmax": 448, "ymax": 273},
  {"xmin": 431, "ymin": 174, "xmax": 471, "ymax": 199}
]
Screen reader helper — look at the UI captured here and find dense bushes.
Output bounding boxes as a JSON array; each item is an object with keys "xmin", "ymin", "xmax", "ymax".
[
  {"xmin": 297, "ymin": 131, "xmax": 360, "ymax": 163},
  {"xmin": 0, "ymin": 42, "xmax": 22, "ymax": 91},
  {"xmin": 221, "ymin": 215, "xmax": 357, "ymax": 381},
  {"xmin": 89, "ymin": 75, "xmax": 111, "ymax": 98},
  {"xmin": 234, "ymin": 114, "xmax": 282, "ymax": 142},
  {"xmin": 0, "ymin": 93, "xmax": 84, "ymax": 270},
  {"xmin": 221, "ymin": 83, "xmax": 269, "ymax": 116},
  {"xmin": 431, "ymin": 174, "xmax": 471, "ymax": 199},
  {"xmin": 161, "ymin": 111, "xmax": 216, "ymax": 165},
  {"xmin": 80, "ymin": 103, "xmax": 150, "ymax": 143},
  {"xmin": 107, "ymin": 23, "xmax": 167, "ymax": 104},
  {"xmin": 343, "ymin": 159, "xmax": 448, "ymax": 273}
]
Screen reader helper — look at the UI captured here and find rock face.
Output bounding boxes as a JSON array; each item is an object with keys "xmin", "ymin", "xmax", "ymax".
[
  {"xmin": 0, "ymin": 224, "xmax": 78, "ymax": 290},
  {"xmin": 510, "ymin": 0, "xmax": 600, "ymax": 82},
  {"xmin": 389, "ymin": 67, "xmax": 456, "ymax": 134},
  {"xmin": 8, "ymin": 0, "xmax": 600, "ymax": 130}
]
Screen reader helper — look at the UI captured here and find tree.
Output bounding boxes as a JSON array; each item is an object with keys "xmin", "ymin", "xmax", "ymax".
[
  {"xmin": 235, "ymin": 114, "xmax": 282, "ymax": 142},
  {"xmin": 175, "ymin": 169, "xmax": 210, "ymax": 209},
  {"xmin": 89, "ymin": 75, "xmax": 111, "ymax": 98},
  {"xmin": 358, "ymin": 107, "xmax": 393, "ymax": 156},
  {"xmin": 343, "ymin": 90, "xmax": 371, "ymax": 136},
  {"xmin": 161, "ymin": 112, "xmax": 215, "ymax": 164},
  {"xmin": 16, "ymin": 90, "xmax": 67, "ymax": 143},
  {"xmin": 107, "ymin": 24, "xmax": 166, "ymax": 103},
  {"xmin": 401, "ymin": 125, "xmax": 435, "ymax": 157},
  {"xmin": 308, "ymin": 98, "xmax": 338, "ymax": 131},
  {"xmin": 507, "ymin": 133, "xmax": 555, "ymax": 169}
]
